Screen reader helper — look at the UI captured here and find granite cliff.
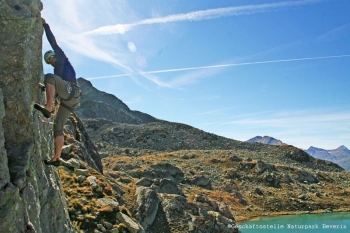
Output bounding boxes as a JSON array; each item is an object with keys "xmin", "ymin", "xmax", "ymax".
[{"xmin": 0, "ymin": 1, "xmax": 75, "ymax": 232}]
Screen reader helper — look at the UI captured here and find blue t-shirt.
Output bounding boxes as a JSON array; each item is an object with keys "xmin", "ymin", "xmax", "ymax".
[{"xmin": 43, "ymin": 24, "xmax": 77, "ymax": 84}]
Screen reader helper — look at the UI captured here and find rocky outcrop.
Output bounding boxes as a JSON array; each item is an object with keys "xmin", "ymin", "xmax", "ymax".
[
  {"xmin": 76, "ymin": 78, "xmax": 159, "ymax": 124},
  {"xmin": 0, "ymin": 1, "xmax": 77, "ymax": 232},
  {"xmin": 135, "ymin": 187, "xmax": 160, "ymax": 230},
  {"xmin": 285, "ymin": 147, "xmax": 312, "ymax": 162},
  {"xmin": 64, "ymin": 114, "xmax": 103, "ymax": 173},
  {"xmin": 297, "ymin": 170, "xmax": 318, "ymax": 184},
  {"xmin": 137, "ymin": 190, "xmax": 238, "ymax": 233},
  {"xmin": 56, "ymin": 156, "xmax": 139, "ymax": 233},
  {"xmin": 158, "ymin": 194, "xmax": 238, "ymax": 233},
  {"xmin": 0, "ymin": 89, "xmax": 9, "ymax": 193}
]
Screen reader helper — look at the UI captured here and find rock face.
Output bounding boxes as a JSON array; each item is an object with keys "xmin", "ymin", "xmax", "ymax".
[
  {"xmin": 64, "ymin": 114, "xmax": 103, "ymax": 173},
  {"xmin": 76, "ymin": 78, "xmax": 159, "ymax": 124},
  {"xmin": 135, "ymin": 187, "xmax": 160, "ymax": 230},
  {"xmin": 0, "ymin": 1, "xmax": 74, "ymax": 232}
]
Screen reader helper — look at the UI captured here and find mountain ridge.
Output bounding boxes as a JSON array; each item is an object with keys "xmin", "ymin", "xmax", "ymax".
[
  {"xmin": 76, "ymin": 78, "xmax": 160, "ymax": 124},
  {"xmin": 305, "ymin": 145, "xmax": 350, "ymax": 170},
  {"xmin": 247, "ymin": 136, "xmax": 350, "ymax": 171}
]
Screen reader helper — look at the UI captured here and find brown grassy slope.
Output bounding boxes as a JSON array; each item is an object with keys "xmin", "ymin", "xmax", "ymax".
[
  {"xmin": 102, "ymin": 149, "xmax": 350, "ymax": 223},
  {"xmin": 58, "ymin": 162, "xmax": 131, "ymax": 232},
  {"xmin": 58, "ymin": 114, "xmax": 350, "ymax": 232}
]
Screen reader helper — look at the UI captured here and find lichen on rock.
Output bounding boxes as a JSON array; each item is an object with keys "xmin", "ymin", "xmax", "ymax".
[{"xmin": 0, "ymin": 1, "xmax": 75, "ymax": 232}]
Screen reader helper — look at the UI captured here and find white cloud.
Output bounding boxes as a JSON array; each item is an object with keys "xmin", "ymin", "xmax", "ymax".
[
  {"xmin": 86, "ymin": 54, "xmax": 350, "ymax": 87},
  {"xmin": 42, "ymin": 0, "xmax": 327, "ymax": 89},
  {"xmin": 84, "ymin": 0, "xmax": 323, "ymax": 36},
  {"xmin": 41, "ymin": 0, "xmax": 135, "ymax": 73}
]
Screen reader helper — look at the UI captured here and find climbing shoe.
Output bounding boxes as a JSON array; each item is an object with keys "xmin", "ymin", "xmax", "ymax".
[
  {"xmin": 34, "ymin": 103, "xmax": 52, "ymax": 118},
  {"xmin": 44, "ymin": 159, "xmax": 60, "ymax": 166}
]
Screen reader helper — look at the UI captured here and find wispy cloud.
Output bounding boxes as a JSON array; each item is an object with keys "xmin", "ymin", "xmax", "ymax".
[
  {"xmin": 86, "ymin": 54, "xmax": 350, "ymax": 86},
  {"xmin": 195, "ymin": 107, "xmax": 236, "ymax": 116},
  {"xmin": 316, "ymin": 23, "xmax": 350, "ymax": 42},
  {"xmin": 196, "ymin": 95, "xmax": 221, "ymax": 101},
  {"xmin": 43, "ymin": 0, "xmax": 326, "ymax": 89},
  {"xmin": 86, "ymin": 73, "xmax": 132, "ymax": 80},
  {"xmin": 42, "ymin": 0, "xmax": 134, "ymax": 72},
  {"xmin": 84, "ymin": 0, "xmax": 322, "ymax": 36}
]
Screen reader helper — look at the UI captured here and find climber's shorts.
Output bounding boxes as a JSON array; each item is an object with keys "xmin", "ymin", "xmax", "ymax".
[{"xmin": 44, "ymin": 73, "xmax": 80, "ymax": 138}]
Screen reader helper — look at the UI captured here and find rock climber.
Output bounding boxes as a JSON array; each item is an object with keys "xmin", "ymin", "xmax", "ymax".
[{"xmin": 34, "ymin": 18, "xmax": 80, "ymax": 166}]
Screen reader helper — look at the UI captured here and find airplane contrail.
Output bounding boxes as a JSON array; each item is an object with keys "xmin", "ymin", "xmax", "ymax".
[
  {"xmin": 86, "ymin": 54, "xmax": 350, "ymax": 80},
  {"xmin": 84, "ymin": 0, "xmax": 322, "ymax": 36},
  {"xmin": 87, "ymin": 73, "xmax": 132, "ymax": 80},
  {"xmin": 141, "ymin": 55, "xmax": 350, "ymax": 74}
]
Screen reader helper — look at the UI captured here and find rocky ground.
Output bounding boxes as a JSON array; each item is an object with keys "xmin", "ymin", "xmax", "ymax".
[
  {"xmin": 54, "ymin": 78, "xmax": 350, "ymax": 233},
  {"xmin": 56, "ymin": 114, "xmax": 350, "ymax": 233},
  {"xmin": 59, "ymin": 114, "xmax": 243, "ymax": 233},
  {"xmin": 101, "ymin": 148, "xmax": 350, "ymax": 222}
]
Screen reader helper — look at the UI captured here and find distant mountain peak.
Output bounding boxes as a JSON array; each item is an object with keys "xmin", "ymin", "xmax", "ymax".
[
  {"xmin": 305, "ymin": 145, "xmax": 350, "ymax": 171},
  {"xmin": 306, "ymin": 146, "xmax": 327, "ymax": 152},
  {"xmin": 247, "ymin": 136, "xmax": 285, "ymax": 146},
  {"xmin": 337, "ymin": 145, "xmax": 348, "ymax": 151}
]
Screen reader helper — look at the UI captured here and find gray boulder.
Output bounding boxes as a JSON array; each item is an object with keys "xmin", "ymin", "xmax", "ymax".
[
  {"xmin": 298, "ymin": 170, "xmax": 318, "ymax": 184},
  {"xmin": 193, "ymin": 175, "xmax": 212, "ymax": 189},
  {"xmin": 286, "ymin": 148, "xmax": 311, "ymax": 162},
  {"xmin": 159, "ymin": 194, "xmax": 238, "ymax": 233},
  {"xmin": 157, "ymin": 179, "xmax": 184, "ymax": 195},
  {"xmin": 96, "ymin": 197, "xmax": 119, "ymax": 210},
  {"xmin": 117, "ymin": 212, "xmax": 145, "ymax": 233},
  {"xmin": 150, "ymin": 163, "xmax": 184, "ymax": 183},
  {"xmin": 135, "ymin": 187, "xmax": 160, "ymax": 230},
  {"xmin": 135, "ymin": 177, "xmax": 153, "ymax": 187}
]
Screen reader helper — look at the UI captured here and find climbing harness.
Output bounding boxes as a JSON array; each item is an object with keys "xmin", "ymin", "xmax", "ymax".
[{"xmin": 61, "ymin": 82, "xmax": 81, "ymax": 102}]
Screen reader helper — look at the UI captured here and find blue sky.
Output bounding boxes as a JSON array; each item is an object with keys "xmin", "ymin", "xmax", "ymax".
[{"xmin": 41, "ymin": 0, "xmax": 350, "ymax": 149}]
